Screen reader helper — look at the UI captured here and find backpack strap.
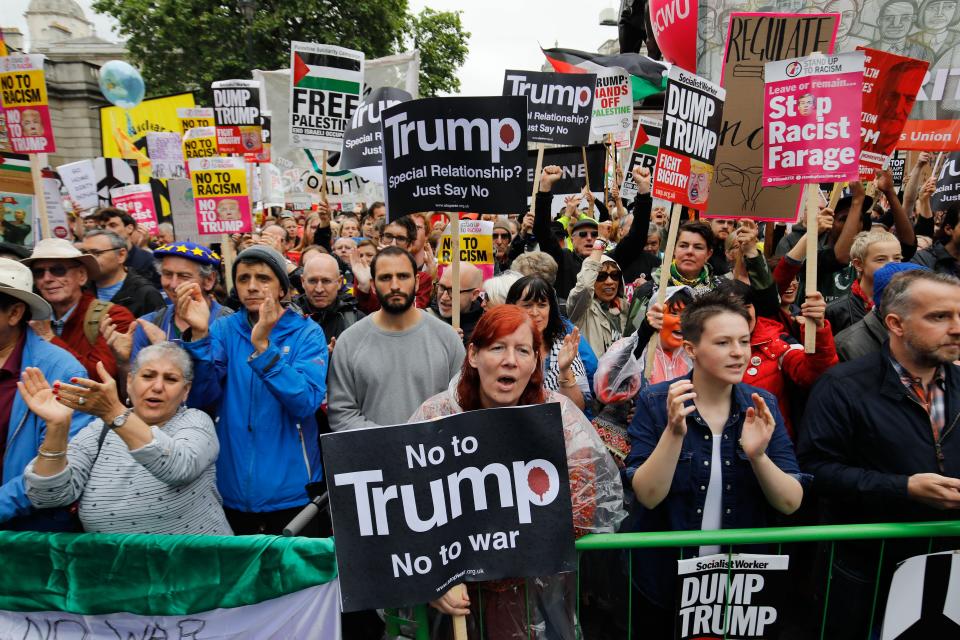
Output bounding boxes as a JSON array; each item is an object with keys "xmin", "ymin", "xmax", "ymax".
[{"xmin": 83, "ymin": 300, "xmax": 114, "ymax": 346}]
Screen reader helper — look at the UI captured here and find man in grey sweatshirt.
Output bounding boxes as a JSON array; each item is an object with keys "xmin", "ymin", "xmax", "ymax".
[{"xmin": 328, "ymin": 246, "xmax": 464, "ymax": 430}]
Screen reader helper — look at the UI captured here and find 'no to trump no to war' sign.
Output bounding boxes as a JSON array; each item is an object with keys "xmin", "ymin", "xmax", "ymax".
[
  {"xmin": 290, "ymin": 42, "xmax": 364, "ymax": 151},
  {"xmin": 322, "ymin": 404, "xmax": 575, "ymax": 612},
  {"xmin": 0, "ymin": 54, "xmax": 55, "ymax": 154},
  {"xmin": 503, "ymin": 70, "xmax": 595, "ymax": 146},
  {"xmin": 676, "ymin": 553, "xmax": 789, "ymax": 640},
  {"xmin": 653, "ymin": 66, "xmax": 725, "ymax": 210},
  {"xmin": 763, "ymin": 51, "xmax": 864, "ymax": 186},
  {"xmin": 380, "ymin": 96, "xmax": 528, "ymax": 219},
  {"xmin": 188, "ymin": 156, "xmax": 252, "ymax": 236}
]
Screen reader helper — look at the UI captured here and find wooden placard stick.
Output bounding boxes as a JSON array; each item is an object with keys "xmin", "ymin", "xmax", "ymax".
[
  {"xmin": 451, "ymin": 214, "xmax": 461, "ymax": 332},
  {"xmin": 321, "ymin": 149, "xmax": 329, "ymax": 207},
  {"xmin": 452, "ymin": 583, "xmax": 468, "ymax": 639},
  {"xmin": 30, "ymin": 155, "xmax": 51, "ymax": 241},
  {"xmin": 828, "ymin": 182, "xmax": 844, "ymax": 210},
  {"xmin": 222, "ymin": 232, "xmax": 236, "ymax": 295},
  {"xmin": 581, "ymin": 146, "xmax": 590, "ymax": 195},
  {"xmin": 932, "ymin": 151, "xmax": 946, "ymax": 180},
  {"xmin": 604, "ymin": 134, "xmax": 611, "ymax": 216},
  {"xmin": 645, "ymin": 202, "xmax": 683, "ymax": 379},
  {"xmin": 803, "ymin": 184, "xmax": 819, "ymax": 353}
]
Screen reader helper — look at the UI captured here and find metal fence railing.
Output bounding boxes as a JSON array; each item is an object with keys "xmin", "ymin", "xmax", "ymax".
[{"xmin": 383, "ymin": 520, "xmax": 960, "ymax": 640}]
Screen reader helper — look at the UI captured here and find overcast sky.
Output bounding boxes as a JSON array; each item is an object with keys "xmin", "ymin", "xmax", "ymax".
[{"xmin": 7, "ymin": 0, "xmax": 618, "ymax": 96}]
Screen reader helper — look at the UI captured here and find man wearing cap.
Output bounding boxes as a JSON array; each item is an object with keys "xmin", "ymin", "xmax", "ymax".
[
  {"xmin": 0, "ymin": 259, "xmax": 93, "ymax": 529},
  {"xmin": 178, "ymin": 245, "xmax": 328, "ymax": 535},
  {"xmin": 81, "ymin": 230, "xmax": 164, "ymax": 319},
  {"xmin": 491, "ymin": 219, "xmax": 514, "ymax": 275},
  {"xmin": 23, "ymin": 239, "xmax": 134, "ymax": 381}
]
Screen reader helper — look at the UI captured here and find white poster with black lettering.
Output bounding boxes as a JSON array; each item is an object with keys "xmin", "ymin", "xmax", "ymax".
[
  {"xmin": 502, "ymin": 70, "xmax": 595, "ymax": 146},
  {"xmin": 56, "ymin": 159, "xmax": 98, "ymax": 215},
  {"xmin": 676, "ymin": 553, "xmax": 789, "ymax": 640},
  {"xmin": 380, "ymin": 96, "xmax": 527, "ymax": 219},
  {"xmin": 340, "ymin": 86, "xmax": 412, "ymax": 182},
  {"xmin": 590, "ymin": 67, "xmax": 632, "ymax": 144},
  {"xmin": 621, "ymin": 116, "xmax": 662, "ymax": 202},
  {"xmin": 290, "ymin": 42, "xmax": 364, "ymax": 151},
  {"xmin": 932, "ymin": 151, "xmax": 960, "ymax": 213},
  {"xmin": 212, "ymin": 79, "xmax": 262, "ymax": 155},
  {"xmin": 321, "ymin": 404, "xmax": 575, "ymax": 612}
]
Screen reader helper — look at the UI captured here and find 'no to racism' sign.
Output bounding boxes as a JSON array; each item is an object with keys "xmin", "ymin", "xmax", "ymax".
[
  {"xmin": 188, "ymin": 156, "xmax": 252, "ymax": 235},
  {"xmin": 380, "ymin": 96, "xmax": 528, "ymax": 219},
  {"xmin": 503, "ymin": 70, "xmax": 595, "ymax": 146},
  {"xmin": 322, "ymin": 404, "xmax": 575, "ymax": 612}
]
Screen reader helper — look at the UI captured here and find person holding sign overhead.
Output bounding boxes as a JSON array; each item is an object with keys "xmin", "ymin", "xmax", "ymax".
[{"xmin": 412, "ymin": 304, "xmax": 625, "ymax": 638}]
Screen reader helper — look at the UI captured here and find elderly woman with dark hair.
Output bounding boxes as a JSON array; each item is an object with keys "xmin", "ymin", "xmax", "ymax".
[{"xmin": 19, "ymin": 342, "xmax": 231, "ymax": 535}]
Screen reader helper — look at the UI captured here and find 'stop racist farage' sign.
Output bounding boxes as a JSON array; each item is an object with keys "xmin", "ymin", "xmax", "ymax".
[
  {"xmin": 322, "ymin": 403, "xmax": 575, "ymax": 612},
  {"xmin": 503, "ymin": 70, "xmax": 595, "ymax": 146}
]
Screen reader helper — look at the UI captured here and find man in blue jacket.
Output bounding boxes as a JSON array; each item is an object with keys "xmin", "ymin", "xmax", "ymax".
[
  {"xmin": 180, "ymin": 246, "xmax": 328, "ymax": 535},
  {"xmin": 0, "ymin": 259, "xmax": 92, "ymax": 530}
]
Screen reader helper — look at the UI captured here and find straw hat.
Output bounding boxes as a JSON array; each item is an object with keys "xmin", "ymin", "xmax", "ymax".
[
  {"xmin": 0, "ymin": 258, "xmax": 52, "ymax": 320},
  {"xmin": 21, "ymin": 238, "xmax": 100, "ymax": 280}
]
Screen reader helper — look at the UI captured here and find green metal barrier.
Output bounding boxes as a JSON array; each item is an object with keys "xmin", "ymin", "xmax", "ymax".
[{"xmin": 382, "ymin": 520, "xmax": 960, "ymax": 640}]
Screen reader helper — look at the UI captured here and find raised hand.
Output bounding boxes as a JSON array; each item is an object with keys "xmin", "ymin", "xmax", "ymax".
[
  {"xmin": 176, "ymin": 282, "xmax": 210, "ymax": 340},
  {"xmin": 632, "ymin": 166, "xmax": 652, "ymax": 194},
  {"xmin": 646, "ymin": 301, "xmax": 665, "ymax": 331},
  {"xmin": 521, "ymin": 212, "xmax": 535, "ymax": 236},
  {"xmin": 540, "ymin": 165, "xmax": 562, "ymax": 192},
  {"xmin": 29, "ymin": 320, "xmax": 54, "ymax": 343},
  {"xmin": 138, "ymin": 318, "xmax": 168, "ymax": 345},
  {"xmin": 100, "ymin": 315, "xmax": 136, "ymax": 363},
  {"xmin": 251, "ymin": 296, "xmax": 283, "ymax": 354},
  {"xmin": 875, "ymin": 169, "xmax": 895, "ymax": 194},
  {"xmin": 740, "ymin": 393, "xmax": 776, "ymax": 461},
  {"xmin": 666, "ymin": 380, "xmax": 696, "ymax": 437},
  {"xmin": 557, "ymin": 326, "xmax": 581, "ymax": 373},
  {"xmin": 18, "ymin": 367, "xmax": 73, "ymax": 427},
  {"xmin": 53, "ymin": 362, "xmax": 124, "ymax": 422},
  {"xmin": 799, "ymin": 290, "xmax": 826, "ymax": 328},
  {"xmin": 351, "ymin": 254, "xmax": 372, "ymax": 293}
]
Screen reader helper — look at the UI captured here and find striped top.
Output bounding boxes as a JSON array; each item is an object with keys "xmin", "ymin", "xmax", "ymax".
[{"xmin": 24, "ymin": 407, "xmax": 232, "ymax": 535}]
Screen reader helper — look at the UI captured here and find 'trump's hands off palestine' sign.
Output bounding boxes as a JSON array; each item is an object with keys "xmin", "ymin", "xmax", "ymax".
[
  {"xmin": 211, "ymin": 80, "xmax": 262, "ymax": 155},
  {"xmin": 763, "ymin": 51, "xmax": 865, "ymax": 186},
  {"xmin": 380, "ymin": 96, "xmax": 528, "ymax": 219},
  {"xmin": 653, "ymin": 66, "xmax": 725, "ymax": 210},
  {"xmin": 290, "ymin": 42, "xmax": 364, "ymax": 151},
  {"xmin": 502, "ymin": 70, "xmax": 595, "ymax": 146},
  {"xmin": 676, "ymin": 553, "xmax": 789, "ymax": 639},
  {"xmin": 188, "ymin": 157, "xmax": 252, "ymax": 235},
  {"xmin": 0, "ymin": 54, "xmax": 55, "ymax": 154},
  {"xmin": 322, "ymin": 404, "xmax": 575, "ymax": 612}
]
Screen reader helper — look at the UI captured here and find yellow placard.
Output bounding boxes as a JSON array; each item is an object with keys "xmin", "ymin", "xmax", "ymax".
[
  {"xmin": 437, "ymin": 219, "xmax": 494, "ymax": 279},
  {"xmin": 100, "ymin": 93, "xmax": 195, "ymax": 158},
  {"xmin": 0, "ymin": 70, "xmax": 47, "ymax": 107},
  {"xmin": 183, "ymin": 135, "xmax": 219, "ymax": 161}
]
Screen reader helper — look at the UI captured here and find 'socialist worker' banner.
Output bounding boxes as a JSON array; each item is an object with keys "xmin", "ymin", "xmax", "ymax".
[
  {"xmin": 856, "ymin": 47, "xmax": 928, "ymax": 179},
  {"xmin": 525, "ymin": 144, "xmax": 605, "ymax": 196},
  {"xmin": 676, "ymin": 553, "xmax": 789, "ymax": 640},
  {"xmin": 932, "ymin": 151, "xmax": 960, "ymax": 214},
  {"xmin": 380, "ymin": 96, "xmax": 527, "ymax": 219},
  {"xmin": 340, "ymin": 86, "xmax": 413, "ymax": 182},
  {"xmin": 502, "ymin": 70, "xmax": 595, "ymax": 146},
  {"xmin": 622, "ymin": 116, "xmax": 662, "ymax": 202},
  {"xmin": 706, "ymin": 13, "xmax": 839, "ymax": 220},
  {"xmin": 177, "ymin": 107, "xmax": 214, "ymax": 135},
  {"xmin": 110, "ymin": 183, "xmax": 159, "ymax": 235},
  {"xmin": 653, "ymin": 66, "xmax": 725, "ymax": 211},
  {"xmin": 438, "ymin": 219, "xmax": 494, "ymax": 280},
  {"xmin": 0, "ymin": 55, "xmax": 55, "ymax": 154},
  {"xmin": 763, "ymin": 51, "xmax": 864, "ymax": 186},
  {"xmin": 290, "ymin": 42, "xmax": 364, "ymax": 151},
  {"xmin": 322, "ymin": 404, "xmax": 575, "ymax": 612},
  {"xmin": 590, "ymin": 67, "xmax": 632, "ymax": 143},
  {"xmin": 212, "ymin": 80, "xmax": 263, "ymax": 155},
  {"xmin": 188, "ymin": 156, "xmax": 252, "ymax": 235}
]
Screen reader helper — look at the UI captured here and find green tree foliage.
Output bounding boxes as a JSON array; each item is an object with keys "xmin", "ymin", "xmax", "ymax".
[{"xmin": 92, "ymin": 0, "xmax": 469, "ymax": 102}]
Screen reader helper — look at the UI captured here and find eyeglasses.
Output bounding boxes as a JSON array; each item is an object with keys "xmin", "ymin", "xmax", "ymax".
[
  {"xmin": 382, "ymin": 233, "xmax": 409, "ymax": 245},
  {"xmin": 435, "ymin": 284, "xmax": 477, "ymax": 297},
  {"xmin": 31, "ymin": 264, "xmax": 72, "ymax": 278},
  {"xmin": 84, "ymin": 247, "xmax": 122, "ymax": 257},
  {"xmin": 596, "ymin": 270, "xmax": 622, "ymax": 282},
  {"xmin": 492, "ymin": 233, "xmax": 511, "ymax": 240},
  {"xmin": 575, "ymin": 230, "xmax": 599, "ymax": 239}
]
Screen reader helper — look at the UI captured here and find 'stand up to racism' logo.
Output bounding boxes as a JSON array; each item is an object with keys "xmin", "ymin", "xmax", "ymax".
[{"xmin": 785, "ymin": 61, "xmax": 803, "ymax": 78}]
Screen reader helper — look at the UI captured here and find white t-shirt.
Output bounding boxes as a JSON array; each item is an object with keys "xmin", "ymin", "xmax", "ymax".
[{"xmin": 699, "ymin": 435, "xmax": 723, "ymax": 556}]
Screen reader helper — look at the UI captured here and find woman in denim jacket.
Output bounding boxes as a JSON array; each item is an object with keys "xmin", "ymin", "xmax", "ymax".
[{"xmin": 622, "ymin": 290, "xmax": 804, "ymax": 635}]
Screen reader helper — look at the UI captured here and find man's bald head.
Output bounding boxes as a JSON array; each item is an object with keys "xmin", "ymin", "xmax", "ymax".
[
  {"xmin": 302, "ymin": 252, "xmax": 342, "ymax": 311},
  {"xmin": 437, "ymin": 262, "xmax": 483, "ymax": 317}
]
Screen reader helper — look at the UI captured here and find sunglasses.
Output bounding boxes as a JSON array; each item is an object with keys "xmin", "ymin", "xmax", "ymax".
[
  {"xmin": 596, "ymin": 270, "xmax": 622, "ymax": 282},
  {"xmin": 492, "ymin": 233, "xmax": 511, "ymax": 240},
  {"xmin": 31, "ymin": 264, "xmax": 73, "ymax": 278},
  {"xmin": 575, "ymin": 230, "xmax": 599, "ymax": 239}
]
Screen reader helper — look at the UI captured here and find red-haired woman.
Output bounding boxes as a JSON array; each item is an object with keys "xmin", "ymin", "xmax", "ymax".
[{"xmin": 410, "ymin": 304, "xmax": 625, "ymax": 639}]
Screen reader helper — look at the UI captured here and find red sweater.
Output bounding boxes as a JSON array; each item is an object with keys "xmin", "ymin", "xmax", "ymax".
[{"xmin": 51, "ymin": 293, "xmax": 135, "ymax": 381}]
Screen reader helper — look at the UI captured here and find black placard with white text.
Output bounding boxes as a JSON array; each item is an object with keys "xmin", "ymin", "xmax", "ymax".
[
  {"xmin": 932, "ymin": 151, "xmax": 960, "ymax": 213},
  {"xmin": 340, "ymin": 86, "xmax": 413, "ymax": 182},
  {"xmin": 380, "ymin": 96, "xmax": 527, "ymax": 219},
  {"xmin": 526, "ymin": 144, "xmax": 605, "ymax": 195},
  {"xmin": 322, "ymin": 404, "xmax": 575, "ymax": 612},
  {"xmin": 211, "ymin": 80, "xmax": 262, "ymax": 155},
  {"xmin": 503, "ymin": 70, "xmax": 596, "ymax": 146}
]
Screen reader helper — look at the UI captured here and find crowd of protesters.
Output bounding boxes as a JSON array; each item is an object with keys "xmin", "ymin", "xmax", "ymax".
[{"xmin": 0, "ymin": 150, "xmax": 957, "ymax": 638}]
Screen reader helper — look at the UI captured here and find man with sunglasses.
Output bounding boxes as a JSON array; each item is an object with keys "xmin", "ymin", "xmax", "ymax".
[
  {"xmin": 81, "ymin": 230, "xmax": 164, "ymax": 318},
  {"xmin": 492, "ymin": 220, "xmax": 514, "ymax": 275},
  {"xmin": 21, "ymin": 238, "xmax": 134, "ymax": 380}
]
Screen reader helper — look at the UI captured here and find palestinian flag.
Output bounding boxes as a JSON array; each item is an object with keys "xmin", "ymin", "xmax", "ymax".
[
  {"xmin": 292, "ymin": 49, "xmax": 362, "ymax": 95},
  {"xmin": 0, "ymin": 531, "xmax": 340, "ymax": 638},
  {"xmin": 542, "ymin": 47, "xmax": 669, "ymax": 102}
]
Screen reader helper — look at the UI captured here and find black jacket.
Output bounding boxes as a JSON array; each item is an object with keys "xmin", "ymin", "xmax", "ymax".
[
  {"xmin": 125, "ymin": 244, "xmax": 160, "ymax": 289},
  {"xmin": 108, "ymin": 270, "xmax": 165, "ymax": 319},
  {"xmin": 294, "ymin": 291, "xmax": 364, "ymax": 342},
  {"xmin": 911, "ymin": 241, "xmax": 960, "ymax": 276},
  {"xmin": 427, "ymin": 299, "xmax": 484, "ymax": 345},
  {"xmin": 825, "ymin": 290, "xmax": 867, "ymax": 334},
  {"xmin": 834, "ymin": 308, "xmax": 886, "ymax": 361},
  {"xmin": 799, "ymin": 344, "xmax": 960, "ymax": 525}
]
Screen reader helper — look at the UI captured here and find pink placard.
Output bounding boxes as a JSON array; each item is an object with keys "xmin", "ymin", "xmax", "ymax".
[{"xmin": 110, "ymin": 184, "xmax": 159, "ymax": 235}]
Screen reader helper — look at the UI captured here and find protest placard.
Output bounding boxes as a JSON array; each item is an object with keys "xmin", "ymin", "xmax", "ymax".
[
  {"xmin": 110, "ymin": 184, "xmax": 159, "ymax": 235},
  {"xmin": 244, "ymin": 115, "xmax": 271, "ymax": 164},
  {"xmin": 56, "ymin": 159, "xmax": 99, "ymax": 214},
  {"xmin": 705, "ymin": 13, "xmax": 839, "ymax": 219},
  {"xmin": 763, "ymin": 51, "xmax": 864, "ymax": 186},
  {"xmin": 146, "ymin": 131, "xmax": 186, "ymax": 179},
  {"xmin": 212, "ymin": 80, "xmax": 262, "ymax": 155},
  {"xmin": 182, "ymin": 126, "xmax": 219, "ymax": 172},
  {"xmin": 100, "ymin": 93, "xmax": 194, "ymax": 160},
  {"xmin": 322, "ymin": 403, "xmax": 575, "ymax": 612},
  {"xmin": 167, "ymin": 178, "xmax": 203, "ymax": 244},
  {"xmin": 621, "ymin": 116, "xmax": 662, "ymax": 202},
  {"xmin": 93, "ymin": 157, "xmax": 138, "ymax": 208},
  {"xmin": 880, "ymin": 551, "xmax": 960, "ymax": 638},
  {"xmin": 526, "ymin": 144, "xmax": 604, "ymax": 197},
  {"xmin": 932, "ymin": 152, "xmax": 960, "ymax": 213},
  {"xmin": 653, "ymin": 66, "xmax": 725, "ymax": 211},
  {"xmin": 503, "ymin": 70, "xmax": 595, "ymax": 146},
  {"xmin": 176, "ymin": 107, "xmax": 214, "ymax": 135},
  {"xmin": 341, "ymin": 86, "xmax": 413, "ymax": 182},
  {"xmin": 40, "ymin": 177, "xmax": 69, "ymax": 241},
  {"xmin": 289, "ymin": 42, "xmax": 364, "ymax": 151},
  {"xmin": 380, "ymin": 96, "xmax": 527, "ymax": 219},
  {"xmin": 590, "ymin": 67, "xmax": 632, "ymax": 142},
  {"xmin": 437, "ymin": 218, "xmax": 494, "ymax": 280},
  {"xmin": 856, "ymin": 48, "xmax": 927, "ymax": 179},
  {"xmin": 0, "ymin": 192, "xmax": 33, "ymax": 247},
  {"xmin": 888, "ymin": 155, "xmax": 905, "ymax": 189},
  {"xmin": 188, "ymin": 157, "xmax": 252, "ymax": 235},
  {"xmin": 0, "ymin": 55, "xmax": 55, "ymax": 154}
]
